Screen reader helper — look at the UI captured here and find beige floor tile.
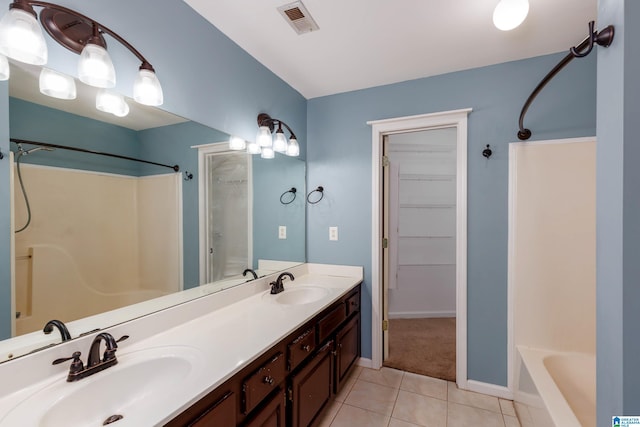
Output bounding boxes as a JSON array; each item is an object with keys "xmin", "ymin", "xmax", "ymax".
[
  {"xmin": 330, "ymin": 404, "xmax": 391, "ymax": 427},
  {"xmin": 499, "ymin": 399, "xmax": 517, "ymax": 416},
  {"xmin": 345, "ymin": 379, "xmax": 399, "ymax": 416},
  {"xmin": 503, "ymin": 414, "xmax": 521, "ymax": 427},
  {"xmin": 447, "ymin": 402, "xmax": 505, "ymax": 427},
  {"xmin": 334, "ymin": 374, "xmax": 358, "ymax": 403},
  {"xmin": 400, "ymin": 372, "xmax": 447, "ymax": 401},
  {"xmin": 389, "ymin": 418, "xmax": 423, "ymax": 427},
  {"xmin": 316, "ymin": 400, "xmax": 342, "ymax": 427},
  {"xmin": 447, "ymin": 382, "xmax": 501, "ymax": 413},
  {"xmin": 513, "ymin": 402, "xmax": 534, "ymax": 427},
  {"xmin": 360, "ymin": 367, "xmax": 404, "ymax": 389},
  {"xmin": 391, "ymin": 390, "xmax": 447, "ymax": 427}
]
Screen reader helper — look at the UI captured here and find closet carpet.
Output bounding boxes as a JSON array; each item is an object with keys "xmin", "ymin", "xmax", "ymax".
[{"xmin": 383, "ymin": 317, "xmax": 456, "ymax": 382}]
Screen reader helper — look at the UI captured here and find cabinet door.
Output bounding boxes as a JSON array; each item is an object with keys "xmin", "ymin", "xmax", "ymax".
[
  {"xmin": 335, "ymin": 315, "xmax": 360, "ymax": 393},
  {"xmin": 289, "ymin": 340, "xmax": 334, "ymax": 427},
  {"xmin": 189, "ymin": 391, "xmax": 236, "ymax": 427},
  {"xmin": 244, "ymin": 389, "xmax": 285, "ymax": 427}
]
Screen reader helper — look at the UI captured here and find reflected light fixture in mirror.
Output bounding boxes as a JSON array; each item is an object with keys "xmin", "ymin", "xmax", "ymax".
[
  {"xmin": 229, "ymin": 135, "xmax": 246, "ymax": 150},
  {"xmin": 39, "ymin": 67, "xmax": 76, "ymax": 99},
  {"xmin": 493, "ymin": 0, "xmax": 529, "ymax": 31},
  {"xmin": 234, "ymin": 113, "xmax": 299, "ymax": 159},
  {"xmin": 0, "ymin": 0, "xmax": 163, "ymax": 106},
  {"xmin": 96, "ymin": 89, "xmax": 130, "ymax": 117}
]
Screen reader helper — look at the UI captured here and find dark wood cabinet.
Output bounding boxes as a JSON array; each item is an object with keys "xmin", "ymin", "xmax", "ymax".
[
  {"xmin": 288, "ymin": 340, "xmax": 334, "ymax": 427},
  {"xmin": 334, "ymin": 315, "xmax": 359, "ymax": 393},
  {"xmin": 244, "ymin": 389, "xmax": 285, "ymax": 427},
  {"xmin": 166, "ymin": 284, "xmax": 360, "ymax": 427}
]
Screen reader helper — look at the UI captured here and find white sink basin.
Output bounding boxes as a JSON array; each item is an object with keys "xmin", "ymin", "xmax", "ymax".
[
  {"xmin": 0, "ymin": 346, "xmax": 204, "ymax": 427},
  {"xmin": 265, "ymin": 286, "xmax": 330, "ymax": 305}
]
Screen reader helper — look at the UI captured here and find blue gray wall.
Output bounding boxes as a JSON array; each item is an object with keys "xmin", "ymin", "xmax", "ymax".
[
  {"xmin": 596, "ymin": 0, "xmax": 640, "ymax": 423},
  {"xmin": 307, "ymin": 52, "xmax": 597, "ymax": 384},
  {"xmin": 0, "ymin": 0, "xmax": 306, "ymax": 339}
]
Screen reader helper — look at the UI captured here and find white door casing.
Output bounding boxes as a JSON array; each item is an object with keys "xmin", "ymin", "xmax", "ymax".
[{"xmin": 368, "ymin": 108, "xmax": 470, "ymax": 389}]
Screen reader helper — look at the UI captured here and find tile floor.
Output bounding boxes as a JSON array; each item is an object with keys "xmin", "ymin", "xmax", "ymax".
[{"xmin": 316, "ymin": 366, "xmax": 521, "ymax": 427}]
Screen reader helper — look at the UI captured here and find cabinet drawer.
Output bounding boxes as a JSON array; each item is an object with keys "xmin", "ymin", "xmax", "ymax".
[
  {"xmin": 243, "ymin": 352, "xmax": 286, "ymax": 415},
  {"xmin": 346, "ymin": 292, "xmax": 360, "ymax": 316},
  {"xmin": 317, "ymin": 304, "xmax": 346, "ymax": 343},
  {"xmin": 288, "ymin": 328, "xmax": 316, "ymax": 371},
  {"xmin": 189, "ymin": 391, "xmax": 235, "ymax": 427}
]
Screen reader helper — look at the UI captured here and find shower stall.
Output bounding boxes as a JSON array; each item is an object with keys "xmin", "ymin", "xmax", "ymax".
[{"xmin": 11, "ymin": 147, "xmax": 182, "ymax": 337}]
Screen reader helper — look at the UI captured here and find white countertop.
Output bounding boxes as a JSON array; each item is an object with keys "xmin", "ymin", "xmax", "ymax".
[{"xmin": 0, "ymin": 263, "xmax": 363, "ymax": 426}]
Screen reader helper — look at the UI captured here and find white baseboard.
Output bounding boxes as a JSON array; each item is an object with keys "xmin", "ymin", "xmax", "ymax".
[
  {"xmin": 465, "ymin": 380, "xmax": 513, "ymax": 400},
  {"xmin": 357, "ymin": 357, "xmax": 373, "ymax": 369},
  {"xmin": 389, "ymin": 311, "xmax": 456, "ymax": 319}
]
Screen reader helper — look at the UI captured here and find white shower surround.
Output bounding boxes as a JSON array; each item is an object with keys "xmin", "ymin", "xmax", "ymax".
[{"xmin": 508, "ymin": 137, "xmax": 596, "ymax": 427}]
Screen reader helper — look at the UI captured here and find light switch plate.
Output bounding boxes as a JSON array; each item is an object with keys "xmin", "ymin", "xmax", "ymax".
[
  {"xmin": 279, "ymin": 226, "xmax": 287, "ymax": 239},
  {"xmin": 329, "ymin": 226, "xmax": 338, "ymax": 241}
]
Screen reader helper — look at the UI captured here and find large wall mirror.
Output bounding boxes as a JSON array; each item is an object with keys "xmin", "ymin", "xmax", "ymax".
[{"xmin": 2, "ymin": 60, "xmax": 306, "ymax": 361}]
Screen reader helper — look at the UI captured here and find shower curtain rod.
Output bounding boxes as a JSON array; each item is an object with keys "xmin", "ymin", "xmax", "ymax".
[
  {"xmin": 10, "ymin": 138, "xmax": 180, "ymax": 172},
  {"xmin": 517, "ymin": 21, "xmax": 614, "ymax": 141}
]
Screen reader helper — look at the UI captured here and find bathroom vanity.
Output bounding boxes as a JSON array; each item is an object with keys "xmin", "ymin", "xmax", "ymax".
[
  {"xmin": 0, "ymin": 263, "xmax": 363, "ymax": 427},
  {"xmin": 167, "ymin": 284, "xmax": 360, "ymax": 426}
]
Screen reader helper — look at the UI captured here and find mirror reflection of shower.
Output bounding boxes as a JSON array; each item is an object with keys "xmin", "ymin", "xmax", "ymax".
[
  {"xmin": 14, "ymin": 144, "xmax": 55, "ymax": 233},
  {"xmin": 204, "ymin": 151, "xmax": 250, "ymax": 283}
]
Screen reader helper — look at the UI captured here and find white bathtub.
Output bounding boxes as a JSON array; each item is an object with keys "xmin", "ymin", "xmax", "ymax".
[{"xmin": 516, "ymin": 347, "xmax": 595, "ymax": 427}]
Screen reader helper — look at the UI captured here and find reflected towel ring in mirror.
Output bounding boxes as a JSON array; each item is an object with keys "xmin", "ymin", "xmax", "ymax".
[
  {"xmin": 307, "ymin": 186, "xmax": 324, "ymax": 204},
  {"xmin": 183, "ymin": 171, "xmax": 193, "ymax": 181},
  {"xmin": 280, "ymin": 187, "xmax": 297, "ymax": 205},
  {"xmin": 0, "ymin": 150, "xmax": 3, "ymax": 160}
]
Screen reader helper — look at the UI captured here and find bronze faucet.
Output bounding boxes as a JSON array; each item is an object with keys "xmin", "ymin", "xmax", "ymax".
[
  {"xmin": 53, "ymin": 333, "xmax": 128, "ymax": 382},
  {"xmin": 43, "ymin": 319, "xmax": 72, "ymax": 342},
  {"xmin": 243, "ymin": 268, "xmax": 258, "ymax": 281},
  {"xmin": 270, "ymin": 272, "xmax": 294, "ymax": 294}
]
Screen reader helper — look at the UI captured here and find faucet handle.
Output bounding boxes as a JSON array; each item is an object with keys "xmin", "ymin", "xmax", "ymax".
[{"xmin": 52, "ymin": 351, "xmax": 84, "ymax": 374}]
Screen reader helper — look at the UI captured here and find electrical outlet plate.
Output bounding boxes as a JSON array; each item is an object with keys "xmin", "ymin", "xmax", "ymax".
[
  {"xmin": 329, "ymin": 226, "xmax": 338, "ymax": 241},
  {"xmin": 279, "ymin": 226, "xmax": 287, "ymax": 239}
]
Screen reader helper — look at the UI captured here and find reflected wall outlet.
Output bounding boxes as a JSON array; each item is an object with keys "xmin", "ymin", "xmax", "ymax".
[
  {"xmin": 329, "ymin": 226, "xmax": 338, "ymax": 241},
  {"xmin": 279, "ymin": 226, "xmax": 287, "ymax": 239}
]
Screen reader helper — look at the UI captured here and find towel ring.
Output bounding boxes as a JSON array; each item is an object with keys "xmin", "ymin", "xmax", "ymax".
[
  {"xmin": 307, "ymin": 186, "xmax": 324, "ymax": 204},
  {"xmin": 280, "ymin": 187, "xmax": 297, "ymax": 205}
]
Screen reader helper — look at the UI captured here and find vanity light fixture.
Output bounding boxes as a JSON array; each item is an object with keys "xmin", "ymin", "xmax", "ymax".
[
  {"xmin": 0, "ymin": 54, "xmax": 9, "ymax": 80},
  {"xmin": 96, "ymin": 89, "xmax": 129, "ymax": 117},
  {"xmin": 493, "ymin": 0, "xmax": 529, "ymax": 31},
  {"xmin": 39, "ymin": 67, "xmax": 76, "ymax": 99},
  {"xmin": 233, "ymin": 113, "xmax": 299, "ymax": 158},
  {"xmin": 229, "ymin": 136, "xmax": 246, "ymax": 151},
  {"xmin": 0, "ymin": 0, "xmax": 163, "ymax": 106}
]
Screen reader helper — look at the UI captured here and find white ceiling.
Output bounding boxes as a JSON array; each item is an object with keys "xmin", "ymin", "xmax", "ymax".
[{"xmin": 184, "ymin": 0, "xmax": 597, "ymax": 99}]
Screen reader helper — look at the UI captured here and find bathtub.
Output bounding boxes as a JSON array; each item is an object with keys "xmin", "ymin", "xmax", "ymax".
[{"xmin": 516, "ymin": 347, "xmax": 595, "ymax": 427}]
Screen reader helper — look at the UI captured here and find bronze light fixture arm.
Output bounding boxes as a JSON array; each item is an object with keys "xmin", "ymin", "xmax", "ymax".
[
  {"xmin": 257, "ymin": 113, "xmax": 297, "ymax": 140},
  {"xmin": 10, "ymin": 0, "xmax": 156, "ymax": 72}
]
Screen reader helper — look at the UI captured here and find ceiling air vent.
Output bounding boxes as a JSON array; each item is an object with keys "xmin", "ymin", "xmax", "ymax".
[{"xmin": 277, "ymin": 1, "xmax": 319, "ymax": 35}]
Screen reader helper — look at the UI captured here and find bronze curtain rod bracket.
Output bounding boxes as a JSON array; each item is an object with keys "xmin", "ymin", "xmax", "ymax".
[{"xmin": 517, "ymin": 21, "xmax": 614, "ymax": 141}]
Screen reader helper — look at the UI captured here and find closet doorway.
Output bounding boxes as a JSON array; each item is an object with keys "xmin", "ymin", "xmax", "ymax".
[
  {"xmin": 382, "ymin": 128, "xmax": 457, "ymax": 381},
  {"xmin": 369, "ymin": 109, "xmax": 469, "ymax": 387}
]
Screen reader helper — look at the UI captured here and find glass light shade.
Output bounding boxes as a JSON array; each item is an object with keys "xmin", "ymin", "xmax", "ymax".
[
  {"xmin": 78, "ymin": 43, "xmax": 116, "ymax": 88},
  {"xmin": 261, "ymin": 146, "xmax": 275, "ymax": 159},
  {"xmin": 493, "ymin": 0, "xmax": 529, "ymax": 31},
  {"xmin": 39, "ymin": 68, "xmax": 76, "ymax": 100},
  {"xmin": 0, "ymin": 54, "xmax": 8, "ymax": 80},
  {"xmin": 247, "ymin": 141, "xmax": 261, "ymax": 154},
  {"xmin": 96, "ymin": 89, "xmax": 129, "ymax": 117},
  {"xmin": 286, "ymin": 137, "xmax": 300, "ymax": 157},
  {"xmin": 256, "ymin": 126, "xmax": 273, "ymax": 147},
  {"xmin": 273, "ymin": 131, "xmax": 287, "ymax": 153},
  {"xmin": 0, "ymin": 8, "xmax": 47, "ymax": 65},
  {"xmin": 133, "ymin": 68, "xmax": 163, "ymax": 106},
  {"xmin": 229, "ymin": 136, "xmax": 246, "ymax": 150}
]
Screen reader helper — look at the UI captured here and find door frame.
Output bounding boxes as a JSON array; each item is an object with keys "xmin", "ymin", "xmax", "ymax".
[
  {"xmin": 195, "ymin": 142, "xmax": 253, "ymax": 285},
  {"xmin": 368, "ymin": 108, "xmax": 471, "ymax": 388}
]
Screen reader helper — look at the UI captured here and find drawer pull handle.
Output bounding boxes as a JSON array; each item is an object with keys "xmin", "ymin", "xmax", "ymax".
[
  {"xmin": 263, "ymin": 376, "xmax": 274, "ymax": 385},
  {"xmin": 302, "ymin": 344, "xmax": 311, "ymax": 352}
]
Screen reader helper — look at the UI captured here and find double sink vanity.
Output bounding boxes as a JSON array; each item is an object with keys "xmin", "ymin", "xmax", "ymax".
[{"xmin": 0, "ymin": 263, "xmax": 363, "ymax": 426}]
